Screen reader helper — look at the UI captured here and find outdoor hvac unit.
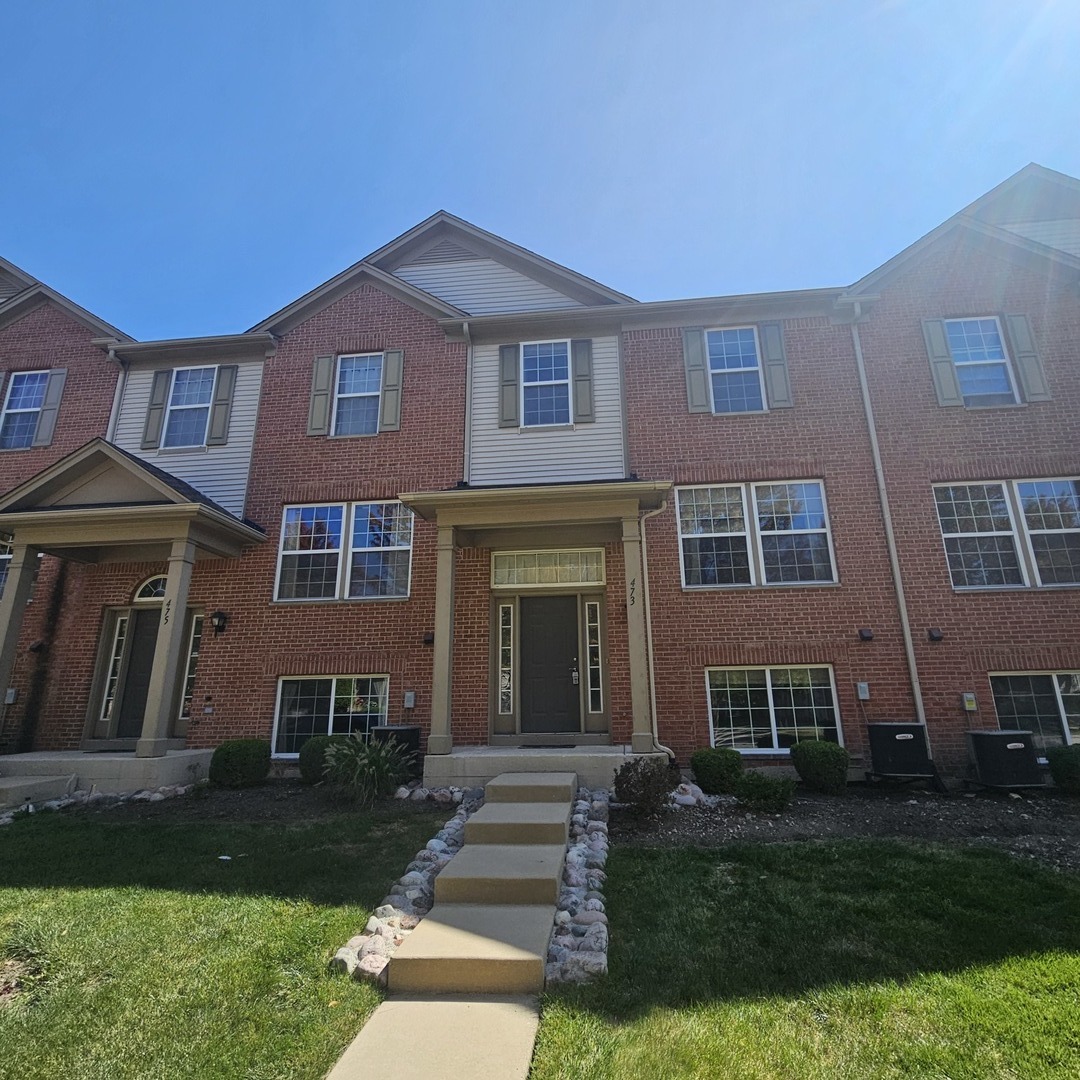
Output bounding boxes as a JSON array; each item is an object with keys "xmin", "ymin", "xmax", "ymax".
[
  {"xmin": 965, "ymin": 730, "xmax": 1044, "ymax": 789},
  {"xmin": 865, "ymin": 723, "xmax": 946, "ymax": 791},
  {"xmin": 371, "ymin": 724, "xmax": 423, "ymax": 778}
]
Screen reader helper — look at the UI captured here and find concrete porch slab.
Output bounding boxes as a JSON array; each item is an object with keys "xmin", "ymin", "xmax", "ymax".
[
  {"xmin": 0, "ymin": 774, "xmax": 75, "ymax": 809},
  {"xmin": 424, "ymin": 745, "xmax": 656, "ymax": 790},
  {"xmin": 0, "ymin": 749, "xmax": 213, "ymax": 794},
  {"xmin": 327, "ymin": 995, "xmax": 539, "ymax": 1080}
]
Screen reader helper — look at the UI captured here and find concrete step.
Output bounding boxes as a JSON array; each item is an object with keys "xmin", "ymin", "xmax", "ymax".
[
  {"xmin": 434, "ymin": 843, "xmax": 566, "ymax": 905},
  {"xmin": 464, "ymin": 801, "xmax": 570, "ymax": 846},
  {"xmin": 0, "ymin": 774, "xmax": 74, "ymax": 809},
  {"xmin": 327, "ymin": 994, "xmax": 539, "ymax": 1080},
  {"xmin": 388, "ymin": 904, "xmax": 553, "ymax": 995},
  {"xmin": 484, "ymin": 771, "xmax": 577, "ymax": 804}
]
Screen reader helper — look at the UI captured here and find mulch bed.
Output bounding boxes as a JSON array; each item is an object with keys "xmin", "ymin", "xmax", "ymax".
[{"xmin": 611, "ymin": 784, "xmax": 1080, "ymax": 874}]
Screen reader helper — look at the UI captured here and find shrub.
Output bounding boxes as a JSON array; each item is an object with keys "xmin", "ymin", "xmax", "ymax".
[
  {"xmin": 733, "ymin": 769, "xmax": 796, "ymax": 813},
  {"xmin": 208, "ymin": 739, "xmax": 270, "ymax": 788},
  {"xmin": 297, "ymin": 735, "xmax": 350, "ymax": 784},
  {"xmin": 322, "ymin": 735, "xmax": 413, "ymax": 806},
  {"xmin": 613, "ymin": 755, "xmax": 679, "ymax": 818},
  {"xmin": 1046, "ymin": 744, "xmax": 1080, "ymax": 796},
  {"xmin": 690, "ymin": 747, "xmax": 744, "ymax": 794},
  {"xmin": 790, "ymin": 739, "xmax": 851, "ymax": 795}
]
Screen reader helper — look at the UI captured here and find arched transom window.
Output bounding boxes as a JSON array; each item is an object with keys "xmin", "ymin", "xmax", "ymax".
[{"xmin": 133, "ymin": 575, "xmax": 168, "ymax": 602}]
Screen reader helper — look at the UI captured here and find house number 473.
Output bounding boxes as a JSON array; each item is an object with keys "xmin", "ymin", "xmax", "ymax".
[{"xmin": 629, "ymin": 578, "xmax": 636, "ymax": 606}]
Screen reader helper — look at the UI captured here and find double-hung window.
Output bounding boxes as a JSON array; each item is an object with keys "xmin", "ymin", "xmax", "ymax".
[
  {"xmin": 1, "ymin": 371, "xmax": 49, "ymax": 449},
  {"xmin": 332, "ymin": 354, "xmax": 382, "ymax": 436},
  {"xmin": 276, "ymin": 501, "xmax": 413, "ymax": 600},
  {"xmin": 934, "ymin": 478, "xmax": 1080, "ymax": 588},
  {"xmin": 273, "ymin": 675, "xmax": 389, "ymax": 756},
  {"xmin": 163, "ymin": 366, "xmax": 217, "ymax": 447},
  {"xmin": 521, "ymin": 341, "xmax": 571, "ymax": 426},
  {"xmin": 990, "ymin": 673, "xmax": 1080, "ymax": 753},
  {"xmin": 706, "ymin": 327, "xmax": 765, "ymax": 413},
  {"xmin": 943, "ymin": 318, "xmax": 1019, "ymax": 407},
  {"xmin": 0, "ymin": 534, "xmax": 12, "ymax": 597},
  {"xmin": 707, "ymin": 665, "xmax": 841, "ymax": 752},
  {"xmin": 677, "ymin": 481, "xmax": 836, "ymax": 587}
]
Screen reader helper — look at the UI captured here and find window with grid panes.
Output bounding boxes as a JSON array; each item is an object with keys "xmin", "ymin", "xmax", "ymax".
[
  {"xmin": 706, "ymin": 327, "xmax": 765, "ymax": 413},
  {"xmin": 521, "ymin": 341, "xmax": 571, "ymax": 426},
  {"xmin": 944, "ymin": 318, "xmax": 1019, "ymax": 407},
  {"xmin": 990, "ymin": 673, "xmax": 1080, "ymax": 753},
  {"xmin": 273, "ymin": 675, "xmax": 389, "ymax": 755}
]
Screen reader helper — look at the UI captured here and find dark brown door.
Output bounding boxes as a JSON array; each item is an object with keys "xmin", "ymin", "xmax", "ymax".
[
  {"xmin": 116, "ymin": 608, "xmax": 161, "ymax": 738},
  {"xmin": 519, "ymin": 595, "xmax": 580, "ymax": 734}
]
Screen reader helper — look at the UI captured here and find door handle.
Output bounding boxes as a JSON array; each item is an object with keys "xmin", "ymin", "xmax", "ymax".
[{"xmin": 571, "ymin": 668, "xmax": 580, "ymax": 685}]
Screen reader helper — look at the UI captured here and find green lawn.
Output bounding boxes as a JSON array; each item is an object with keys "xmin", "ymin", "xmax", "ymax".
[
  {"xmin": 532, "ymin": 840, "xmax": 1080, "ymax": 1080},
  {"xmin": 0, "ymin": 798, "xmax": 444, "ymax": 1080}
]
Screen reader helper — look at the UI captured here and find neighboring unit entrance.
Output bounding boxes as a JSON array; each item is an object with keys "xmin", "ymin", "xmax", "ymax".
[{"xmin": 519, "ymin": 595, "xmax": 580, "ymax": 733}]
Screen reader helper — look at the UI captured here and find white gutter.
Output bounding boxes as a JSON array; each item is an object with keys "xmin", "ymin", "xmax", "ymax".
[
  {"xmin": 461, "ymin": 321, "xmax": 473, "ymax": 483},
  {"xmin": 844, "ymin": 302, "xmax": 928, "ymax": 730},
  {"xmin": 105, "ymin": 349, "xmax": 127, "ymax": 443},
  {"xmin": 639, "ymin": 499, "xmax": 674, "ymax": 758}
]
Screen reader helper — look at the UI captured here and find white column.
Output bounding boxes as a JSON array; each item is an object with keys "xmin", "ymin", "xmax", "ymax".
[
  {"xmin": 136, "ymin": 537, "xmax": 195, "ymax": 758},
  {"xmin": 427, "ymin": 524, "xmax": 455, "ymax": 756},
  {"xmin": 0, "ymin": 543, "xmax": 39, "ymax": 708},
  {"xmin": 622, "ymin": 515, "xmax": 655, "ymax": 753}
]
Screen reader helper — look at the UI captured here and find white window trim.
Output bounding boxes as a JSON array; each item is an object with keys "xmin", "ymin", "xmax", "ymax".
[
  {"xmin": 162, "ymin": 364, "xmax": 218, "ymax": 449},
  {"xmin": 330, "ymin": 353, "xmax": 383, "ymax": 438},
  {"xmin": 943, "ymin": 316, "xmax": 1021, "ymax": 407},
  {"xmin": 934, "ymin": 477, "xmax": 1080, "ymax": 591},
  {"xmin": 490, "ymin": 548, "xmax": 606, "ymax": 589},
  {"xmin": 0, "ymin": 370, "xmax": 49, "ymax": 449},
  {"xmin": 704, "ymin": 664, "xmax": 843, "ymax": 755},
  {"xmin": 705, "ymin": 326, "xmax": 768, "ymax": 415},
  {"xmin": 677, "ymin": 481, "xmax": 837, "ymax": 589},
  {"xmin": 519, "ymin": 339, "xmax": 572, "ymax": 428},
  {"xmin": 274, "ymin": 501, "xmax": 413, "ymax": 602},
  {"xmin": 988, "ymin": 670, "xmax": 1080, "ymax": 753},
  {"xmin": 271, "ymin": 673, "xmax": 390, "ymax": 759}
]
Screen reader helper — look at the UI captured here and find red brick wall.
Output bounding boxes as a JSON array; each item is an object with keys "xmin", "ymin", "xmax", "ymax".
[
  {"xmin": 859, "ymin": 232, "xmax": 1080, "ymax": 765},
  {"xmin": 625, "ymin": 316, "xmax": 914, "ymax": 764}
]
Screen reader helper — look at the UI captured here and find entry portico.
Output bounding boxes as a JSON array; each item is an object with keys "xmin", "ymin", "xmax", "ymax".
[
  {"xmin": 400, "ymin": 479, "xmax": 671, "ymax": 759},
  {"xmin": 0, "ymin": 440, "xmax": 264, "ymax": 757}
]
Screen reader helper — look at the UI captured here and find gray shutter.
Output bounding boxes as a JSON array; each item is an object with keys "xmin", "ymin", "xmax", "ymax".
[
  {"xmin": 379, "ymin": 349, "xmax": 404, "ymax": 431},
  {"xmin": 307, "ymin": 355, "xmax": 334, "ymax": 436},
  {"xmin": 498, "ymin": 344, "xmax": 519, "ymax": 428},
  {"xmin": 682, "ymin": 328, "xmax": 711, "ymax": 413},
  {"xmin": 922, "ymin": 320, "xmax": 963, "ymax": 407},
  {"xmin": 31, "ymin": 368, "xmax": 67, "ymax": 447},
  {"xmin": 205, "ymin": 365, "xmax": 237, "ymax": 446},
  {"xmin": 571, "ymin": 339, "xmax": 595, "ymax": 423},
  {"xmin": 758, "ymin": 322, "xmax": 793, "ymax": 408},
  {"xmin": 1004, "ymin": 314, "xmax": 1050, "ymax": 402},
  {"xmin": 141, "ymin": 369, "xmax": 173, "ymax": 449}
]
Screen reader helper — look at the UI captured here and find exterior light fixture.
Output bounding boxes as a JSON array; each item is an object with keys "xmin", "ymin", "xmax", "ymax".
[
  {"xmin": 210, "ymin": 610, "xmax": 229, "ymax": 635},
  {"xmin": 927, "ymin": 628, "xmax": 944, "ymax": 642},
  {"xmin": 422, "ymin": 632, "xmax": 435, "ymax": 645},
  {"xmin": 858, "ymin": 628, "xmax": 874, "ymax": 642}
]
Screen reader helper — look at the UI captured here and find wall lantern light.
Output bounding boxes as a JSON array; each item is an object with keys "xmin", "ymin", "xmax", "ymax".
[
  {"xmin": 927, "ymin": 628, "xmax": 944, "ymax": 642},
  {"xmin": 858, "ymin": 628, "xmax": 874, "ymax": 642},
  {"xmin": 210, "ymin": 610, "xmax": 229, "ymax": 636}
]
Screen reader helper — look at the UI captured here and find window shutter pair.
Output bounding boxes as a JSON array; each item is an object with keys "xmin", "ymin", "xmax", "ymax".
[
  {"xmin": 922, "ymin": 315, "xmax": 1050, "ymax": 406},
  {"xmin": 682, "ymin": 323, "xmax": 793, "ymax": 411},
  {"xmin": 141, "ymin": 366, "xmax": 238, "ymax": 449},
  {"xmin": 29, "ymin": 369, "xmax": 68, "ymax": 447},
  {"xmin": 307, "ymin": 351, "xmax": 403, "ymax": 436},
  {"xmin": 497, "ymin": 340, "xmax": 595, "ymax": 427}
]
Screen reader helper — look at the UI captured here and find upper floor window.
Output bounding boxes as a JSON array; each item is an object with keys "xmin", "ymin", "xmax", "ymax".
[
  {"xmin": 142, "ymin": 365, "xmax": 237, "ymax": 451},
  {"xmin": 333, "ymin": 354, "xmax": 383, "ymax": 436},
  {"xmin": 275, "ymin": 501, "xmax": 413, "ymax": 601},
  {"xmin": 0, "ymin": 369, "xmax": 67, "ymax": 450},
  {"xmin": 521, "ymin": 341, "xmax": 571, "ymax": 426},
  {"xmin": 923, "ymin": 314, "xmax": 1050, "ymax": 408},
  {"xmin": 307, "ymin": 351, "xmax": 403, "ymax": 438},
  {"xmin": 677, "ymin": 481, "xmax": 837, "ymax": 587},
  {"xmin": 706, "ymin": 327, "xmax": 765, "ymax": 413},
  {"xmin": 934, "ymin": 478, "xmax": 1080, "ymax": 588}
]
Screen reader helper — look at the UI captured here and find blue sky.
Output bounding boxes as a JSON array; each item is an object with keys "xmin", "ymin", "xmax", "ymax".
[{"xmin": 3, "ymin": 1, "xmax": 1079, "ymax": 339}]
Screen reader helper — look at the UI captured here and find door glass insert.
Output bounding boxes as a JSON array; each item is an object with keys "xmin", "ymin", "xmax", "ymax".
[
  {"xmin": 179, "ymin": 615, "xmax": 204, "ymax": 721},
  {"xmin": 100, "ymin": 615, "xmax": 130, "ymax": 725},
  {"xmin": 585, "ymin": 601, "xmax": 603, "ymax": 713},
  {"xmin": 498, "ymin": 603, "xmax": 514, "ymax": 715}
]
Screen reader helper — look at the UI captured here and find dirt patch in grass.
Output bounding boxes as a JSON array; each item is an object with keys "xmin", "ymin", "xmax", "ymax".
[
  {"xmin": 612, "ymin": 785, "xmax": 1080, "ymax": 873},
  {"xmin": 0, "ymin": 958, "xmax": 32, "ymax": 1007}
]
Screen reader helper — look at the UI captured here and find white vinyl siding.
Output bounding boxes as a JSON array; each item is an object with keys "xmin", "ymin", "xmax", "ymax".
[
  {"xmin": 999, "ymin": 219, "xmax": 1080, "ymax": 258},
  {"xmin": 112, "ymin": 361, "xmax": 264, "ymax": 517},
  {"xmin": 394, "ymin": 257, "xmax": 584, "ymax": 315},
  {"xmin": 469, "ymin": 336, "xmax": 625, "ymax": 484}
]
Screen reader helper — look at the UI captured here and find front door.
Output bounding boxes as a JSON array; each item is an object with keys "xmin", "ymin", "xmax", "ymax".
[
  {"xmin": 115, "ymin": 608, "xmax": 161, "ymax": 738},
  {"xmin": 519, "ymin": 595, "xmax": 581, "ymax": 733}
]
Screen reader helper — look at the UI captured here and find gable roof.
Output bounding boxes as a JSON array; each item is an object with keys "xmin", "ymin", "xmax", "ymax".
[
  {"xmin": 843, "ymin": 163, "xmax": 1080, "ymax": 298},
  {"xmin": 0, "ymin": 255, "xmax": 133, "ymax": 341}
]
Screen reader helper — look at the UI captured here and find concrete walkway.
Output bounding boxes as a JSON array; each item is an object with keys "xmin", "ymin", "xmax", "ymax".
[{"xmin": 327, "ymin": 772, "xmax": 574, "ymax": 1080}]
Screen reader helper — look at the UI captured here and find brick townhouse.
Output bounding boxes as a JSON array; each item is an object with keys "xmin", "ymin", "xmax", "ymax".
[{"xmin": 0, "ymin": 163, "xmax": 1076, "ymax": 794}]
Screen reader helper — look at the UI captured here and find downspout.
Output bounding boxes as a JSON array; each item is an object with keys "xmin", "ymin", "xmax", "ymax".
[
  {"xmin": 844, "ymin": 301, "xmax": 928, "ymax": 729},
  {"xmin": 461, "ymin": 322, "xmax": 473, "ymax": 484},
  {"xmin": 639, "ymin": 500, "xmax": 675, "ymax": 759},
  {"xmin": 105, "ymin": 348, "xmax": 127, "ymax": 442}
]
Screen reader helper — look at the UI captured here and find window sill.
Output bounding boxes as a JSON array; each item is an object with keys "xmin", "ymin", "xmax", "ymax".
[
  {"xmin": 328, "ymin": 431, "xmax": 381, "ymax": 440},
  {"xmin": 952, "ymin": 583, "xmax": 1079, "ymax": 592},
  {"xmin": 158, "ymin": 444, "xmax": 209, "ymax": 455},
  {"xmin": 708, "ymin": 408, "xmax": 769, "ymax": 417},
  {"xmin": 0, "ymin": 445, "xmax": 38, "ymax": 453},
  {"xmin": 271, "ymin": 595, "xmax": 411, "ymax": 605},
  {"xmin": 517, "ymin": 423, "xmax": 576, "ymax": 433},
  {"xmin": 959, "ymin": 402, "xmax": 1026, "ymax": 410},
  {"xmin": 682, "ymin": 581, "xmax": 841, "ymax": 592}
]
